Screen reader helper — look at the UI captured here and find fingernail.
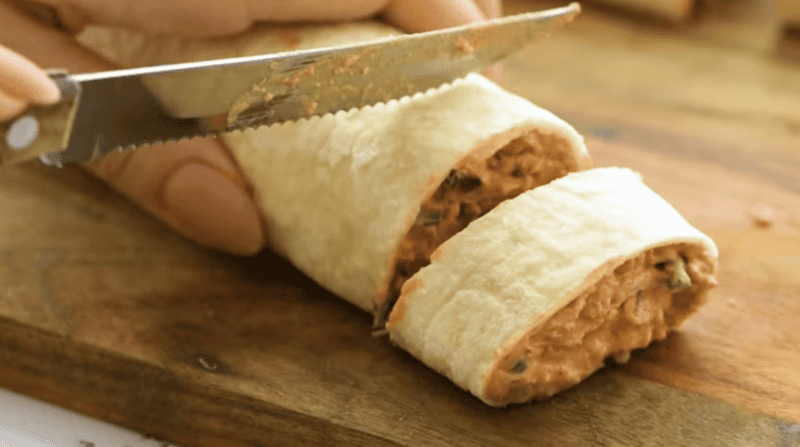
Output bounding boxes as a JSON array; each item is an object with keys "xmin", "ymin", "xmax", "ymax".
[
  {"xmin": 20, "ymin": 60, "xmax": 61, "ymax": 104},
  {"xmin": 33, "ymin": 75, "xmax": 61, "ymax": 104},
  {"xmin": 162, "ymin": 163, "xmax": 265, "ymax": 255}
]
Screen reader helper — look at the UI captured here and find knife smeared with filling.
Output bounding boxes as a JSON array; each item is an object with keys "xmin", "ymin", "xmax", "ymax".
[{"xmin": 76, "ymin": 20, "xmax": 717, "ymax": 406}]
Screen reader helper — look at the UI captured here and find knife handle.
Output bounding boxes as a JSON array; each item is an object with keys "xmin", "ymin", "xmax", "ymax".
[{"xmin": 0, "ymin": 70, "xmax": 81, "ymax": 167}]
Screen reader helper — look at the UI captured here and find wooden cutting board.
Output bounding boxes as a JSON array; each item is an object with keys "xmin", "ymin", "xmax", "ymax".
[{"xmin": 1, "ymin": 133, "xmax": 798, "ymax": 447}]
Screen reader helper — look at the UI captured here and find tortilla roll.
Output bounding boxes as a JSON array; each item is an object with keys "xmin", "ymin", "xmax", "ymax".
[
  {"xmin": 387, "ymin": 167, "xmax": 718, "ymax": 406},
  {"xmin": 75, "ymin": 22, "xmax": 591, "ymax": 317}
]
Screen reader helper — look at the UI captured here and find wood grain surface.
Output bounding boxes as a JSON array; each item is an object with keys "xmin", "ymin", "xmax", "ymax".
[
  {"xmin": 2, "ymin": 1, "xmax": 800, "ymax": 446},
  {"xmin": 505, "ymin": 0, "xmax": 800, "ymax": 188}
]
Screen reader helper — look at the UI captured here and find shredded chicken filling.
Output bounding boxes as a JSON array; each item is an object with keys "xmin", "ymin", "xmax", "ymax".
[
  {"xmin": 483, "ymin": 243, "xmax": 718, "ymax": 404},
  {"xmin": 373, "ymin": 128, "xmax": 585, "ymax": 330}
]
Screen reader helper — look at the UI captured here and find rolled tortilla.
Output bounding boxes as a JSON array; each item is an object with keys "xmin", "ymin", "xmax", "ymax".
[
  {"xmin": 387, "ymin": 167, "xmax": 718, "ymax": 406},
  {"xmin": 76, "ymin": 22, "xmax": 591, "ymax": 316}
]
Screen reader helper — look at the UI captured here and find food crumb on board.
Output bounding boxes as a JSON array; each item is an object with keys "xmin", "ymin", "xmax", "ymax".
[{"xmin": 749, "ymin": 203, "xmax": 775, "ymax": 228}]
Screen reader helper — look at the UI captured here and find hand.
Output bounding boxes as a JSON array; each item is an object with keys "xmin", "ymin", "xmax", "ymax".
[
  {"xmin": 1, "ymin": 0, "xmax": 502, "ymax": 256},
  {"xmin": 41, "ymin": 0, "xmax": 502, "ymax": 37},
  {"xmin": 0, "ymin": 44, "xmax": 60, "ymax": 121}
]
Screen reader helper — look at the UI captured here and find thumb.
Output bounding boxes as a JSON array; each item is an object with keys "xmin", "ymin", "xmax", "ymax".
[
  {"xmin": 0, "ymin": 44, "xmax": 61, "ymax": 120},
  {"xmin": 83, "ymin": 136, "xmax": 266, "ymax": 256}
]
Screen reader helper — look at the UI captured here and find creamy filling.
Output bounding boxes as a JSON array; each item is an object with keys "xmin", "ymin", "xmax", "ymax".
[
  {"xmin": 373, "ymin": 128, "xmax": 588, "ymax": 331},
  {"xmin": 482, "ymin": 243, "xmax": 718, "ymax": 405}
]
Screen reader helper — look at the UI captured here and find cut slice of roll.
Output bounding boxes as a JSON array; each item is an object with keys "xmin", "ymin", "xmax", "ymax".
[
  {"xmin": 76, "ymin": 22, "xmax": 591, "ymax": 317},
  {"xmin": 387, "ymin": 167, "xmax": 718, "ymax": 406}
]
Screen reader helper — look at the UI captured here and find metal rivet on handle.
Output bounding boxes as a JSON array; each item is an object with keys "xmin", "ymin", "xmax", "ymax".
[
  {"xmin": 39, "ymin": 150, "xmax": 63, "ymax": 167},
  {"xmin": 6, "ymin": 115, "xmax": 40, "ymax": 150}
]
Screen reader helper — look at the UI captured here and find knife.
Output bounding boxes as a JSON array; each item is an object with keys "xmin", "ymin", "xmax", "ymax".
[{"xmin": 0, "ymin": 3, "xmax": 580, "ymax": 167}]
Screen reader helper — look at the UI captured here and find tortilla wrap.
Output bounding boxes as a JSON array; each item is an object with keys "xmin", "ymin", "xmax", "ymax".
[
  {"xmin": 76, "ymin": 22, "xmax": 591, "ymax": 314},
  {"xmin": 387, "ymin": 167, "xmax": 719, "ymax": 406}
]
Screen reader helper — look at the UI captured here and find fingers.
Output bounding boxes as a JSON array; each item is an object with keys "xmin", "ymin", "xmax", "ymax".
[
  {"xmin": 83, "ymin": 136, "xmax": 266, "ymax": 256},
  {"xmin": 0, "ymin": 44, "xmax": 61, "ymax": 120},
  {"xmin": 244, "ymin": 0, "xmax": 500, "ymax": 34},
  {"xmin": 382, "ymin": 0, "xmax": 486, "ymax": 33},
  {"xmin": 472, "ymin": 0, "xmax": 503, "ymax": 19},
  {"xmin": 0, "ymin": 45, "xmax": 60, "ymax": 103}
]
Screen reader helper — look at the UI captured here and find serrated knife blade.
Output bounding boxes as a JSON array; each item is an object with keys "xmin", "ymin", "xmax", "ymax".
[{"xmin": 0, "ymin": 3, "xmax": 580, "ymax": 167}]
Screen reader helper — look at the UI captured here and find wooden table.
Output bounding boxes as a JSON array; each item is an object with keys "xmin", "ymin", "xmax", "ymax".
[{"xmin": 1, "ymin": 1, "xmax": 799, "ymax": 445}]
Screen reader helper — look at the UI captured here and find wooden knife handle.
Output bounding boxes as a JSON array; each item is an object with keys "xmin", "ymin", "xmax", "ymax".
[{"xmin": 0, "ymin": 70, "xmax": 80, "ymax": 167}]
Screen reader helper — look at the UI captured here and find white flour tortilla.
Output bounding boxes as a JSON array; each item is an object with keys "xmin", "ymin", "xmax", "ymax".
[
  {"xmin": 386, "ymin": 167, "xmax": 718, "ymax": 406},
  {"xmin": 76, "ymin": 22, "xmax": 589, "ymax": 312}
]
